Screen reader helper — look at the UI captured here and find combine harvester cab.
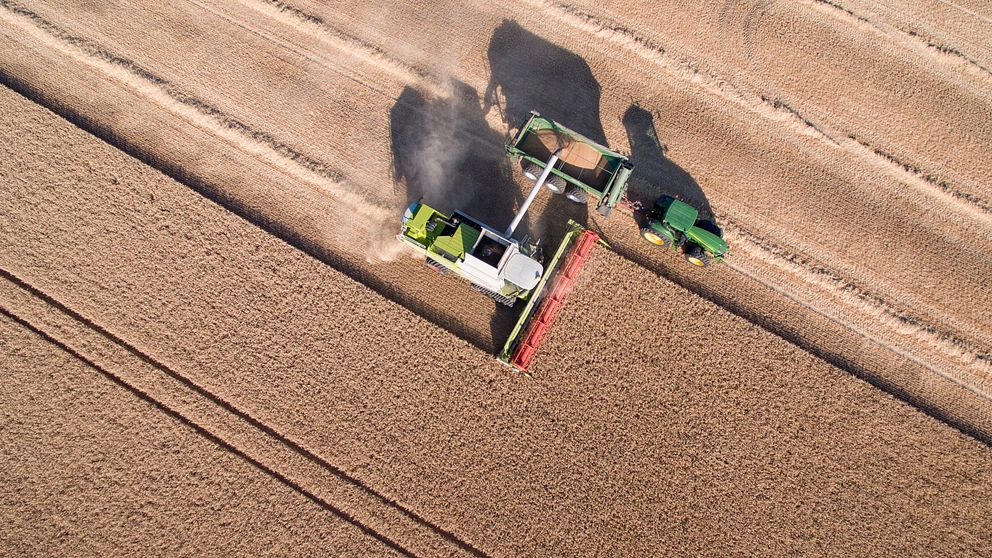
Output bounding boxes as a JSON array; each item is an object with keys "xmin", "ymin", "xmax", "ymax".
[
  {"xmin": 640, "ymin": 195, "xmax": 729, "ymax": 267},
  {"xmin": 399, "ymin": 202, "xmax": 544, "ymax": 306},
  {"xmin": 506, "ymin": 111, "xmax": 634, "ymax": 217}
]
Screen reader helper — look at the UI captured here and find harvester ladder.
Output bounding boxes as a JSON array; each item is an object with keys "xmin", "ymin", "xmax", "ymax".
[{"xmin": 509, "ymin": 228, "xmax": 600, "ymax": 371}]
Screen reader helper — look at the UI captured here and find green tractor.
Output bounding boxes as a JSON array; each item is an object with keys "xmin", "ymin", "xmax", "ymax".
[{"xmin": 640, "ymin": 195, "xmax": 729, "ymax": 267}]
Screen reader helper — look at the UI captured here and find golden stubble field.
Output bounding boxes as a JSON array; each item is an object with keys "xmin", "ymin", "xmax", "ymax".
[{"xmin": 2, "ymin": 0, "xmax": 992, "ymax": 555}]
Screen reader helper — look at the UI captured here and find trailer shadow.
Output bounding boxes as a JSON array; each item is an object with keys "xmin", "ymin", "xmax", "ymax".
[
  {"xmin": 484, "ymin": 19, "xmax": 606, "ymax": 145},
  {"xmin": 483, "ymin": 18, "xmax": 598, "ymax": 236},
  {"xmin": 622, "ymin": 104, "xmax": 717, "ymax": 229}
]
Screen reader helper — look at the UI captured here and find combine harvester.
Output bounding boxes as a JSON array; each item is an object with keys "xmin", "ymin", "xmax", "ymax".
[{"xmin": 399, "ymin": 111, "xmax": 631, "ymax": 372}]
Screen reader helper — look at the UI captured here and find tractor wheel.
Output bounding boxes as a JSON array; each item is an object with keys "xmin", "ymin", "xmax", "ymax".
[
  {"xmin": 545, "ymin": 174, "xmax": 567, "ymax": 194},
  {"xmin": 522, "ymin": 163, "xmax": 542, "ymax": 181},
  {"xmin": 684, "ymin": 245, "xmax": 712, "ymax": 268},
  {"xmin": 564, "ymin": 185, "xmax": 587, "ymax": 204},
  {"xmin": 640, "ymin": 227, "xmax": 672, "ymax": 248}
]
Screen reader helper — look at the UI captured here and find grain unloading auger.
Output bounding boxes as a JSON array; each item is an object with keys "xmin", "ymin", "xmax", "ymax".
[{"xmin": 398, "ymin": 111, "xmax": 631, "ymax": 372}]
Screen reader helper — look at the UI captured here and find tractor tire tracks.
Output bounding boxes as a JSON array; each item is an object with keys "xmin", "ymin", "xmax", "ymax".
[
  {"xmin": 520, "ymin": 0, "xmax": 992, "ymax": 225},
  {"xmin": 0, "ymin": 0, "xmax": 392, "ymax": 224},
  {"xmin": 806, "ymin": 0, "xmax": 992, "ymax": 80},
  {"xmin": 723, "ymin": 223, "xmax": 992, "ymax": 374}
]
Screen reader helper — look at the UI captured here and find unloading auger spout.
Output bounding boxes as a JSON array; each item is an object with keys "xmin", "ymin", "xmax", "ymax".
[{"xmin": 504, "ymin": 150, "xmax": 561, "ymax": 238}]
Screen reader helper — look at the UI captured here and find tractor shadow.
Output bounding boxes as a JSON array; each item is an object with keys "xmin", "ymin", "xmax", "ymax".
[
  {"xmin": 621, "ymin": 104, "xmax": 717, "ymax": 230},
  {"xmin": 388, "ymin": 79, "xmax": 523, "ymax": 347}
]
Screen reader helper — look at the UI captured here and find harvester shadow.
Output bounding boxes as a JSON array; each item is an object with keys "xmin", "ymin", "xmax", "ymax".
[
  {"xmin": 390, "ymin": 80, "xmax": 521, "ymax": 230},
  {"xmin": 621, "ymin": 104, "xmax": 716, "ymax": 229},
  {"xmin": 389, "ymin": 80, "xmax": 523, "ymax": 346}
]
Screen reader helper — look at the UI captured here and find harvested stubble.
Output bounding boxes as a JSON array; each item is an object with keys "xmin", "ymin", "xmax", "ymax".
[
  {"xmin": 2, "ymin": 85, "xmax": 991, "ymax": 556},
  {"xmin": 0, "ymin": 315, "xmax": 397, "ymax": 557}
]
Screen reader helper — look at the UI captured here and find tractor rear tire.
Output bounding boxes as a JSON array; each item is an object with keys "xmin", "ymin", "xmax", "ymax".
[
  {"xmin": 523, "ymin": 163, "xmax": 542, "ymax": 181},
  {"xmin": 684, "ymin": 245, "xmax": 711, "ymax": 268},
  {"xmin": 640, "ymin": 227, "xmax": 672, "ymax": 248},
  {"xmin": 546, "ymin": 174, "xmax": 567, "ymax": 194},
  {"xmin": 564, "ymin": 185, "xmax": 587, "ymax": 204}
]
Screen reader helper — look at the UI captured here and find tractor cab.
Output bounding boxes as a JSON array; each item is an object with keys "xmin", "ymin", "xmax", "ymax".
[
  {"xmin": 641, "ymin": 195, "xmax": 729, "ymax": 267},
  {"xmin": 654, "ymin": 195, "xmax": 698, "ymax": 233}
]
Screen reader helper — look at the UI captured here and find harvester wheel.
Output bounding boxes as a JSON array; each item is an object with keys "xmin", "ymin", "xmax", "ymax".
[
  {"xmin": 564, "ymin": 186, "xmax": 587, "ymax": 204},
  {"xmin": 523, "ymin": 163, "xmax": 542, "ymax": 181},
  {"xmin": 425, "ymin": 258, "xmax": 448, "ymax": 275},
  {"xmin": 684, "ymin": 245, "xmax": 711, "ymax": 268},
  {"xmin": 640, "ymin": 227, "xmax": 671, "ymax": 248},
  {"xmin": 546, "ymin": 174, "xmax": 567, "ymax": 194}
]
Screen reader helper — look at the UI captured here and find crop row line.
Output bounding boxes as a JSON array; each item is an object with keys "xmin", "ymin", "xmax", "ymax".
[
  {"xmin": 807, "ymin": 0, "xmax": 992, "ymax": 79},
  {"xmin": 523, "ymin": 0, "xmax": 992, "ymax": 224},
  {"xmin": 0, "ymin": 267, "xmax": 487, "ymax": 558}
]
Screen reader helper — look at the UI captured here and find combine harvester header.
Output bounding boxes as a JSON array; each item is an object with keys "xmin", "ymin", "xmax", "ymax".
[{"xmin": 498, "ymin": 221, "xmax": 601, "ymax": 373}]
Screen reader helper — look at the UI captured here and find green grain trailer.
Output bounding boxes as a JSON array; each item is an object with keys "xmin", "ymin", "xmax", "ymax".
[{"xmin": 506, "ymin": 111, "xmax": 633, "ymax": 217}]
